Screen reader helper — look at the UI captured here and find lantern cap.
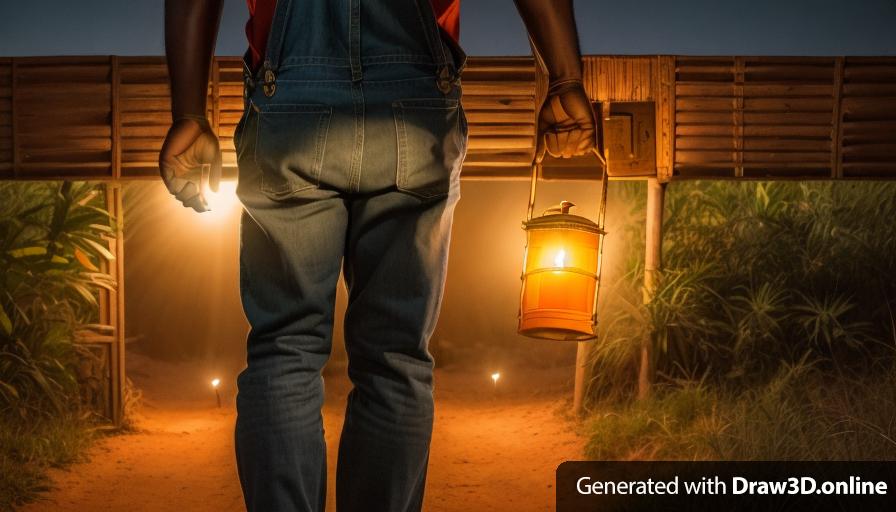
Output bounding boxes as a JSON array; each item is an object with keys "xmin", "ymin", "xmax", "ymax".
[
  {"xmin": 523, "ymin": 213, "xmax": 604, "ymax": 234},
  {"xmin": 542, "ymin": 200, "xmax": 576, "ymax": 216}
]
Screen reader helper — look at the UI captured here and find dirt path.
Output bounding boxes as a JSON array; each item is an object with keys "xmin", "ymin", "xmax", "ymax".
[{"xmin": 22, "ymin": 354, "xmax": 583, "ymax": 511}]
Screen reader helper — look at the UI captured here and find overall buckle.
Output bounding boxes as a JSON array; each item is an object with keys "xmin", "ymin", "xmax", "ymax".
[
  {"xmin": 437, "ymin": 66, "xmax": 456, "ymax": 94},
  {"xmin": 261, "ymin": 63, "xmax": 277, "ymax": 98},
  {"xmin": 243, "ymin": 72, "xmax": 255, "ymax": 100}
]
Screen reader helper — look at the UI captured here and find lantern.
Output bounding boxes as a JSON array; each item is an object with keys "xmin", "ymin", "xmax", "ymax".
[{"xmin": 518, "ymin": 148, "xmax": 609, "ymax": 341}]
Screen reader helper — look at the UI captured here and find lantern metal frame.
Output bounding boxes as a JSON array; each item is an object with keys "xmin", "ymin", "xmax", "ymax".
[{"xmin": 518, "ymin": 147, "xmax": 610, "ymax": 340}]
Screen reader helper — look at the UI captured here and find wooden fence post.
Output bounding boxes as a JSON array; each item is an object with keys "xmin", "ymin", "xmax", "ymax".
[
  {"xmin": 106, "ymin": 183, "xmax": 126, "ymax": 425},
  {"xmin": 639, "ymin": 178, "xmax": 665, "ymax": 400},
  {"xmin": 573, "ymin": 342, "xmax": 588, "ymax": 415}
]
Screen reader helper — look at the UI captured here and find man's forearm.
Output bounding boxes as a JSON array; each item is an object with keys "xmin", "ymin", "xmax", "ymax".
[
  {"xmin": 165, "ymin": 0, "xmax": 224, "ymax": 120},
  {"xmin": 513, "ymin": 0, "xmax": 583, "ymax": 83}
]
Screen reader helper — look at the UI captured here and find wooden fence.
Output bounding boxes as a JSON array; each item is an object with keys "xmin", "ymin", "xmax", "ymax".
[{"xmin": 2, "ymin": 55, "xmax": 893, "ymax": 183}]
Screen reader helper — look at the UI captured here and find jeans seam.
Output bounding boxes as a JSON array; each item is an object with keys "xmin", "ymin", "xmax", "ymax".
[
  {"xmin": 394, "ymin": 103, "xmax": 408, "ymax": 194},
  {"xmin": 349, "ymin": 83, "xmax": 365, "ymax": 193}
]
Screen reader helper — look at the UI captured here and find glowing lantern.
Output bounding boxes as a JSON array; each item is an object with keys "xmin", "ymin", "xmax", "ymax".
[{"xmin": 518, "ymin": 149, "xmax": 609, "ymax": 341}]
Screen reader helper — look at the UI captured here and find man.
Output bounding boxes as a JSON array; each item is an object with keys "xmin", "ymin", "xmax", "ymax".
[{"xmin": 159, "ymin": 1, "xmax": 595, "ymax": 510}]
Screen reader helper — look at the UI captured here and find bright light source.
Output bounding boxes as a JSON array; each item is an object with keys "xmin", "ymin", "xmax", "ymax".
[
  {"xmin": 553, "ymin": 249, "xmax": 566, "ymax": 268},
  {"xmin": 211, "ymin": 378, "xmax": 221, "ymax": 388},
  {"xmin": 491, "ymin": 372, "xmax": 500, "ymax": 383},
  {"xmin": 201, "ymin": 181, "xmax": 240, "ymax": 221}
]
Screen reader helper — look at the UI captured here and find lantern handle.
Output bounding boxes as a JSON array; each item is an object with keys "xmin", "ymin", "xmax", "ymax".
[
  {"xmin": 526, "ymin": 147, "xmax": 610, "ymax": 225},
  {"xmin": 592, "ymin": 147, "xmax": 610, "ymax": 328},
  {"xmin": 526, "ymin": 159, "xmax": 537, "ymax": 222},
  {"xmin": 594, "ymin": 147, "xmax": 609, "ymax": 232}
]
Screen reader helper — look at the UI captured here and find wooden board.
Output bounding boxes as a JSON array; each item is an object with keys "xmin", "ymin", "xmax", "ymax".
[{"xmin": 2, "ymin": 55, "xmax": 896, "ymax": 182}]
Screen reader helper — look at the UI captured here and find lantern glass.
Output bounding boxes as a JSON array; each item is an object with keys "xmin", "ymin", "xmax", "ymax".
[{"xmin": 519, "ymin": 214, "xmax": 604, "ymax": 341}]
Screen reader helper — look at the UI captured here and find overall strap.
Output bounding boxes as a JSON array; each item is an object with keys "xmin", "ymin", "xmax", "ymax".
[
  {"xmin": 414, "ymin": 0, "xmax": 458, "ymax": 92},
  {"xmin": 413, "ymin": 0, "xmax": 449, "ymax": 69},
  {"xmin": 349, "ymin": 0, "xmax": 362, "ymax": 81},
  {"xmin": 264, "ymin": 0, "xmax": 293, "ymax": 71},
  {"xmin": 259, "ymin": 0, "xmax": 293, "ymax": 96}
]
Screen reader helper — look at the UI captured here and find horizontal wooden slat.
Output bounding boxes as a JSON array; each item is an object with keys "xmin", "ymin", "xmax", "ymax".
[
  {"xmin": 842, "ymin": 143, "xmax": 896, "ymax": 159},
  {"xmin": 676, "ymin": 150, "xmax": 737, "ymax": 164},
  {"xmin": 3, "ymin": 55, "xmax": 896, "ymax": 181},
  {"xmin": 743, "ymin": 97, "xmax": 833, "ymax": 112},
  {"xmin": 677, "ymin": 124, "xmax": 832, "ymax": 138},
  {"xmin": 467, "ymin": 124, "xmax": 533, "ymax": 136},
  {"xmin": 676, "ymin": 97, "xmax": 736, "ymax": 111},
  {"xmin": 742, "ymin": 151, "xmax": 830, "ymax": 163},
  {"xmin": 676, "ymin": 136, "xmax": 734, "ymax": 150},
  {"xmin": 743, "ymin": 138, "xmax": 830, "ymax": 152}
]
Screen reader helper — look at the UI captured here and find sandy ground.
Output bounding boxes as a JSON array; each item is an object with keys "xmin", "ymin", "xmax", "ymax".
[{"xmin": 21, "ymin": 353, "xmax": 583, "ymax": 511}]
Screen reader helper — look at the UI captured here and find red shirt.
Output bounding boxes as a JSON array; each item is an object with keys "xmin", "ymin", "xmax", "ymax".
[{"xmin": 246, "ymin": 0, "xmax": 460, "ymax": 69}]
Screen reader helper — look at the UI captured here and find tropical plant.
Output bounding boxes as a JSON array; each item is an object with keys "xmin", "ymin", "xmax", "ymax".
[
  {"xmin": 0, "ymin": 181, "xmax": 115, "ymax": 420},
  {"xmin": 587, "ymin": 181, "xmax": 896, "ymax": 402}
]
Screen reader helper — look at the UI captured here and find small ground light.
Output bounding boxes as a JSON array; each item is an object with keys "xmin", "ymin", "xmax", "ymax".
[
  {"xmin": 491, "ymin": 372, "xmax": 500, "ymax": 391},
  {"xmin": 211, "ymin": 378, "xmax": 222, "ymax": 408}
]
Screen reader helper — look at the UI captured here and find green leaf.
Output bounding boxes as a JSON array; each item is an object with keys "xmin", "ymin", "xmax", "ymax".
[
  {"xmin": 81, "ymin": 238, "xmax": 116, "ymax": 261},
  {"xmin": 0, "ymin": 307, "xmax": 11, "ymax": 336},
  {"xmin": 85, "ymin": 273, "xmax": 116, "ymax": 291},
  {"xmin": 88, "ymin": 223, "xmax": 114, "ymax": 233},
  {"xmin": 0, "ymin": 380, "xmax": 20, "ymax": 400},
  {"xmin": 70, "ymin": 283, "xmax": 99, "ymax": 306},
  {"xmin": 7, "ymin": 246, "xmax": 48, "ymax": 258}
]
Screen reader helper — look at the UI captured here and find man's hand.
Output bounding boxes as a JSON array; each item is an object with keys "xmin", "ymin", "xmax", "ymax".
[
  {"xmin": 159, "ymin": 117, "xmax": 222, "ymax": 213},
  {"xmin": 162, "ymin": 0, "xmax": 224, "ymax": 212},
  {"xmin": 512, "ymin": 0, "xmax": 594, "ymax": 162},
  {"xmin": 536, "ymin": 81, "xmax": 597, "ymax": 161}
]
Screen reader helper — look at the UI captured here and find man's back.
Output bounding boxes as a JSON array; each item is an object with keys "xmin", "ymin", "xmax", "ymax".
[{"xmin": 245, "ymin": 0, "xmax": 460, "ymax": 71}]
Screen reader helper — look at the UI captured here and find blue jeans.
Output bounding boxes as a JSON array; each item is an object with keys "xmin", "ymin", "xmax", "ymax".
[{"xmin": 232, "ymin": 1, "xmax": 466, "ymax": 511}]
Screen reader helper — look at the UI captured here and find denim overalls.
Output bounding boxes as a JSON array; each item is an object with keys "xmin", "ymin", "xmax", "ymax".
[{"xmin": 231, "ymin": 1, "xmax": 467, "ymax": 511}]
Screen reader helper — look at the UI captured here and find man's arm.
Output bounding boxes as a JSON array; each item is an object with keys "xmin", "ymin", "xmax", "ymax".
[
  {"xmin": 159, "ymin": 0, "xmax": 225, "ymax": 212},
  {"xmin": 513, "ymin": 0, "xmax": 596, "ymax": 160}
]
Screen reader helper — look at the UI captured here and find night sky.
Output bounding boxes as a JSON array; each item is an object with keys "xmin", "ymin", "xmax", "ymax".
[{"xmin": 1, "ymin": 0, "xmax": 894, "ymax": 57}]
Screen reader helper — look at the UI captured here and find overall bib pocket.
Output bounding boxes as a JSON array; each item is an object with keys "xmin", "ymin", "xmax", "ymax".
[
  {"xmin": 254, "ymin": 103, "xmax": 332, "ymax": 199},
  {"xmin": 393, "ymin": 98, "xmax": 465, "ymax": 200}
]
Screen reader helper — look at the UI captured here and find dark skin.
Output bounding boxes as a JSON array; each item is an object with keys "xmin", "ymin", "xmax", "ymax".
[
  {"xmin": 160, "ymin": 0, "xmax": 223, "ymax": 212},
  {"xmin": 160, "ymin": 0, "xmax": 596, "ymax": 211},
  {"xmin": 514, "ymin": 0, "xmax": 597, "ymax": 161}
]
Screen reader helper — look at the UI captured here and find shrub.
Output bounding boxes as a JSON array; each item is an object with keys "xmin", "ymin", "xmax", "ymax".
[
  {"xmin": 589, "ymin": 181, "xmax": 896, "ymax": 399},
  {"xmin": 0, "ymin": 181, "xmax": 114, "ymax": 420}
]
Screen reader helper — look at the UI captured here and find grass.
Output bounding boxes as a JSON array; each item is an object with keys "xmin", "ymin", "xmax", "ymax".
[
  {"xmin": 0, "ymin": 414, "xmax": 95, "ymax": 511},
  {"xmin": 583, "ymin": 181, "xmax": 896, "ymax": 461},
  {"xmin": 584, "ymin": 361, "xmax": 896, "ymax": 461}
]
